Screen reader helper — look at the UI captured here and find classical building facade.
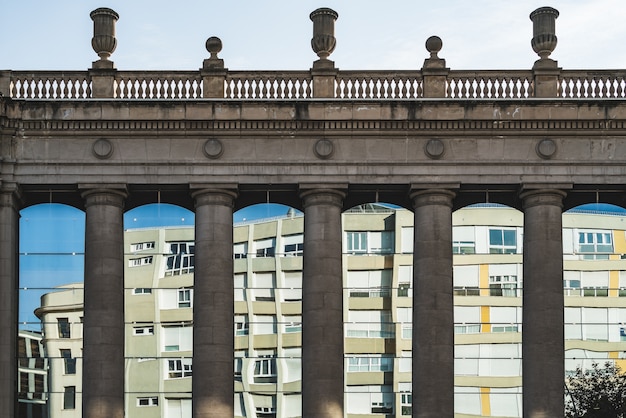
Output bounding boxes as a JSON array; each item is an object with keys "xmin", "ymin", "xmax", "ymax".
[{"xmin": 3, "ymin": 5, "xmax": 626, "ymax": 418}]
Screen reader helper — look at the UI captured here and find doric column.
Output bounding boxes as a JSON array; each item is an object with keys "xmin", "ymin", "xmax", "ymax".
[
  {"xmin": 410, "ymin": 189, "xmax": 456, "ymax": 418},
  {"xmin": 0, "ymin": 185, "xmax": 20, "ymax": 418},
  {"xmin": 300, "ymin": 187, "xmax": 345, "ymax": 418},
  {"xmin": 191, "ymin": 187, "xmax": 237, "ymax": 418},
  {"xmin": 520, "ymin": 189, "xmax": 566, "ymax": 418},
  {"xmin": 81, "ymin": 187, "xmax": 127, "ymax": 418}
]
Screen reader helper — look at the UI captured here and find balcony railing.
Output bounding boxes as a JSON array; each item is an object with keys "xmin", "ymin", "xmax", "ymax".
[{"xmin": 5, "ymin": 69, "xmax": 626, "ymax": 100}]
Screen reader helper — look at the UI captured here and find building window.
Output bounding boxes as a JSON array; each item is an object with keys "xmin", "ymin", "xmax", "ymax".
[
  {"xmin": 578, "ymin": 231, "xmax": 613, "ymax": 259},
  {"xmin": 178, "ymin": 288, "xmax": 192, "ymax": 308},
  {"xmin": 130, "ymin": 241, "xmax": 155, "ymax": 252},
  {"xmin": 346, "ymin": 231, "xmax": 368, "ymax": 254},
  {"xmin": 253, "ymin": 273, "xmax": 275, "ymax": 301},
  {"xmin": 63, "ymin": 386, "xmax": 75, "ymax": 410},
  {"xmin": 60, "ymin": 349, "xmax": 76, "ymax": 375},
  {"xmin": 167, "ymin": 359, "xmax": 192, "ymax": 379},
  {"xmin": 563, "ymin": 278, "xmax": 582, "ymax": 296},
  {"xmin": 255, "ymin": 238, "xmax": 275, "ymax": 258},
  {"xmin": 283, "ymin": 315, "xmax": 302, "ymax": 333},
  {"xmin": 137, "ymin": 396, "xmax": 159, "ymax": 406},
  {"xmin": 347, "ymin": 355, "xmax": 393, "ymax": 372},
  {"xmin": 133, "ymin": 325, "xmax": 154, "ymax": 336},
  {"xmin": 165, "ymin": 242, "xmax": 194, "ymax": 276},
  {"xmin": 234, "ymin": 242, "xmax": 248, "ymax": 259},
  {"xmin": 162, "ymin": 324, "xmax": 192, "ymax": 352},
  {"xmin": 57, "ymin": 318, "xmax": 70, "ymax": 338},
  {"xmin": 254, "ymin": 357, "xmax": 277, "ymax": 383},
  {"xmin": 235, "ymin": 315, "xmax": 249, "ymax": 336},
  {"xmin": 132, "ymin": 288, "xmax": 152, "ymax": 295},
  {"xmin": 256, "ymin": 407, "xmax": 277, "ymax": 418},
  {"xmin": 489, "ymin": 229, "xmax": 517, "ymax": 254},
  {"xmin": 453, "ymin": 241, "xmax": 476, "ymax": 254},
  {"xmin": 454, "ymin": 324, "xmax": 481, "ymax": 334},
  {"xmin": 129, "ymin": 256, "xmax": 153, "ymax": 267},
  {"xmin": 282, "ymin": 234, "xmax": 304, "ymax": 256},
  {"xmin": 489, "ymin": 275, "xmax": 518, "ymax": 297},
  {"xmin": 346, "ymin": 310, "xmax": 394, "ymax": 338},
  {"xmin": 346, "ymin": 231, "xmax": 394, "ymax": 255},
  {"xmin": 347, "ymin": 269, "xmax": 392, "ymax": 298},
  {"xmin": 401, "ymin": 393, "xmax": 412, "ymax": 416},
  {"xmin": 234, "ymin": 351, "xmax": 246, "ymax": 381}
]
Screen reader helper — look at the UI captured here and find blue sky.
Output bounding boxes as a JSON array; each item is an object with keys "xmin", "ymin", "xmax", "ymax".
[{"xmin": 3, "ymin": 1, "xmax": 626, "ymax": 71}]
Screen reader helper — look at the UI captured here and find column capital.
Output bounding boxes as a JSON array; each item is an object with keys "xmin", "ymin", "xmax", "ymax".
[
  {"xmin": 190, "ymin": 186, "xmax": 238, "ymax": 209},
  {"xmin": 79, "ymin": 185, "xmax": 128, "ymax": 209},
  {"xmin": 519, "ymin": 188, "xmax": 567, "ymax": 210},
  {"xmin": 0, "ymin": 183, "xmax": 23, "ymax": 209},
  {"xmin": 409, "ymin": 188, "xmax": 456, "ymax": 209},
  {"xmin": 299, "ymin": 186, "xmax": 346, "ymax": 209}
]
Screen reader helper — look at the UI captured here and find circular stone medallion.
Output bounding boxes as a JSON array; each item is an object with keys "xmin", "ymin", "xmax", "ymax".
[
  {"xmin": 536, "ymin": 138, "xmax": 557, "ymax": 159},
  {"xmin": 203, "ymin": 138, "xmax": 224, "ymax": 159},
  {"xmin": 314, "ymin": 139, "xmax": 334, "ymax": 159},
  {"xmin": 424, "ymin": 138, "xmax": 445, "ymax": 159},
  {"xmin": 92, "ymin": 138, "xmax": 113, "ymax": 159}
]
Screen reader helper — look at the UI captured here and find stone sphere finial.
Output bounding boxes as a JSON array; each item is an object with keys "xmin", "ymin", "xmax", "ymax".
[
  {"xmin": 425, "ymin": 36, "xmax": 443, "ymax": 59},
  {"xmin": 530, "ymin": 6, "xmax": 559, "ymax": 60},
  {"xmin": 90, "ymin": 8, "xmax": 119, "ymax": 62},
  {"xmin": 310, "ymin": 7, "xmax": 339, "ymax": 60},
  {"xmin": 205, "ymin": 36, "xmax": 223, "ymax": 59}
]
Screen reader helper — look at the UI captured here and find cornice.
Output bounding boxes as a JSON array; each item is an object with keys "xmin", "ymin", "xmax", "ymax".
[{"xmin": 3, "ymin": 118, "xmax": 626, "ymax": 134}]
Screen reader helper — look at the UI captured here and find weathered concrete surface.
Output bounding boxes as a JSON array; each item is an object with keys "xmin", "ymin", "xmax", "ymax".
[
  {"xmin": 411, "ymin": 189, "xmax": 455, "ymax": 418},
  {"xmin": 192, "ymin": 188, "xmax": 236, "ymax": 418},
  {"xmin": 82, "ymin": 188, "xmax": 126, "ymax": 418},
  {"xmin": 301, "ymin": 188, "xmax": 345, "ymax": 418},
  {"xmin": 521, "ymin": 189, "xmax": 566, "ymax": 418}
]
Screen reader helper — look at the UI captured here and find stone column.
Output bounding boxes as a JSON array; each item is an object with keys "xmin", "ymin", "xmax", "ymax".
[
  {"xmin": 520, "ymin": 189, "xmax": 566, "ymax": 418},
  {"xmin": 191, "ymin": 187, "xmax": 237, "ymax": 418},
  {"xmin": 411, "ymin": 189, "xmax": 455, "ymax": 418},
  {"xmin": 300, "ymin": 188, "xmax": 345, "ymax": 418},
  {"xmin": 0, "ymin": 186, "xmax": 20, "ymax": 418},
  {"xmin": 81, "ymin": 187, "xmax": 127, "ymax": 418}
]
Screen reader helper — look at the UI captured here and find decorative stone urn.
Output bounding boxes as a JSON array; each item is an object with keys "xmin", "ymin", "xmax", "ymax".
[
  {"xmin": 530, "ymin": 7, "xmax": 559, "ymax": 60},
  {"xmin": 310, "ymin": 8, "xmax": 339, "ymax": 60},
  {"xmin": 90, "ymin": 8, "xmax": 119, "ymax": 62}
]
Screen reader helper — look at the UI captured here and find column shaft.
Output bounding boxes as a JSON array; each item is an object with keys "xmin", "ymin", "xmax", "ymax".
[
  {"xmin": 411, "ymin": 189, "xmax": 455, "ymax": 418},
  {"xmin": 0, "ymin": 189, "xmax": 19, "ymax": 418},
  {"xmin": 521, "ymin": 190, "xmax": 565, "ymax": 418},
  {"xmin": 82, "ymin": 189, "xmax": 126, "ymax": 418},
  {"xmin": 192, "ymin": 189, "xmax": 236, "ymax": 418},
  {"xmin": 301, "ymin": 189, "xmax": 344, "ymax": 418}
]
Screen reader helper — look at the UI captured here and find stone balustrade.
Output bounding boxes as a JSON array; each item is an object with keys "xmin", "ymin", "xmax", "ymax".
[{"xmin": 6, "ymin": 68, "xmax": 626, "ymax": 100}]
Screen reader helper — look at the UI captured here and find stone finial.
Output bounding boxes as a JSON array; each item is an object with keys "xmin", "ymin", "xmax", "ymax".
[
  {"xmin": 310, "ymin": 8, "xmax": 339, "ymax": 62},
  {"xmin": 425, "ymin": 36, "xmax": 443, "ymax": 59},
  {"xmin": 203, "ymin": 36, "xmax": 224, "ymax": 69},
  {"xmin": 423, "ymin": 36, "xmax": 446, "ymax": 69},
  {"xmin": 90, "ymin": 8, "xmax": 119, "ymax": 66},
  {"xmin": 206, "ymin": 36, "xmax": 223, "ymax": 59},
  {"xmin": 530, "ymin": 7, "xmax": 559, "ymax": 60}
]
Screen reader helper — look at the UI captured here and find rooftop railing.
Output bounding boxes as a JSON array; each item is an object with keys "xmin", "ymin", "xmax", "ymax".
[{"xmin": 2, "ymin": 6, "xmax": 626, "ymax": 101}]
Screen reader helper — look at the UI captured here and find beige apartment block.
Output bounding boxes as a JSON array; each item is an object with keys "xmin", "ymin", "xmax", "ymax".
[{"xmin": 35, "ymin": 205, "xmax": 626, "ymax": 417}]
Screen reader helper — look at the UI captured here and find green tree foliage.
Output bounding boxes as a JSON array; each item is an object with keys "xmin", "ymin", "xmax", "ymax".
[{"xmin": 565, "ymin": 362, "xmax": 626, "ymax": 417}]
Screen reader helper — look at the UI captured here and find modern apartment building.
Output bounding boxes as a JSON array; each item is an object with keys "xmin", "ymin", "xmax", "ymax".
[
  {"xmin": 35, "ymin": 204, "xmax": 626, "ymax": 417},
  {"xmin": 17, "ymin": 330, "xmax": 48, "ymax": 418}
]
